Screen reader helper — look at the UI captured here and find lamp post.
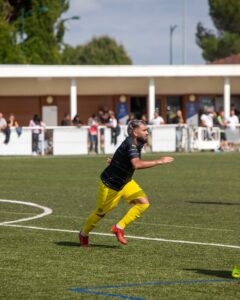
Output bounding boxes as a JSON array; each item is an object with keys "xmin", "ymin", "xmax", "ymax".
[
  {"xmin": 169, "ymin": 25, "xmax": 177, "ymax": 65},
  {"xmin": 182, "ymin": 0, "xmax": 186, "ymax": 64}
]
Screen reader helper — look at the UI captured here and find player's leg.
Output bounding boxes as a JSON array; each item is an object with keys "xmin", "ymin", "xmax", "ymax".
[
  {"xmin": 80, "ymin": 181, "xmax": 121, "ymax": 246},
  {"xmin": 112, "ymin": 180, "xmax": 149, "ymax": 245}
]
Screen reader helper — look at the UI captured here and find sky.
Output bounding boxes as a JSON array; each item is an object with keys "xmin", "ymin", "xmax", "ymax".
[{"xmin": 62, "ymin": 0, "xmax": 215, "ymax": 65}]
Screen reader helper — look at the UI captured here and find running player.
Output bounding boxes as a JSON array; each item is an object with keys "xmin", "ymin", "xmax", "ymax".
[{"xmin": 79, "ymin": 119, "xmax": 174, "ymax": 246}]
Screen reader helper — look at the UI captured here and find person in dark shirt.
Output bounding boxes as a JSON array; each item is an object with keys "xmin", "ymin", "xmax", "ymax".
[{"xmin": 79, "ymin": 120, "xmax": 174, "ymax": 247}]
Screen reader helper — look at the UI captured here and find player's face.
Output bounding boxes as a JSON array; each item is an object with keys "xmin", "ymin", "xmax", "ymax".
[{"xmin": 134, "ymin": 124, "xmax": 149, "ymax": 142}]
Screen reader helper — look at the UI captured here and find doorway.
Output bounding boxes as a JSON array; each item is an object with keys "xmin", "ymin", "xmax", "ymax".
[{"xmin": 130, "ymin": 97, "xmax": 147, "ymax": 119}]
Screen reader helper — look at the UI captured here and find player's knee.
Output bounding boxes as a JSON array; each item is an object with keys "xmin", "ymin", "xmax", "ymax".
[{"xmin": 136, "ymin": 197, "xmax": 149, "ymax": 205}]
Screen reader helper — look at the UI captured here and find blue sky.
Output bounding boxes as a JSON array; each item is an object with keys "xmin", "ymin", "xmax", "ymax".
[{"xmin": 63, "ymin": 0, "xmax": 215, "ymax": 65}]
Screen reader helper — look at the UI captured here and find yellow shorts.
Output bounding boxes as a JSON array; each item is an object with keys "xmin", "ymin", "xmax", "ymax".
[{"xmin": 95, "ymin": 179, "xmax": 147, "ymax": 215}]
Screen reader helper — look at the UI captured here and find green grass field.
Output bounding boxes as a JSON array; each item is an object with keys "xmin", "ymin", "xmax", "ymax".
[{"xmin": 1, "ymin": 153, "xmax": 240, "ymax": 299}]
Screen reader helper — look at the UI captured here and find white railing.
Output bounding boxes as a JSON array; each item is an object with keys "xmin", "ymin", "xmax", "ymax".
[{"xmin": 1, "ymin": 124, "xmax": 238, "ymax": 156}]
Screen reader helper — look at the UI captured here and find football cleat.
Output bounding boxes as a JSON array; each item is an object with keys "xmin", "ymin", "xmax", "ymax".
[
  {"xmin": 232, "ymin": 266, "xmax": 240, "ymax": 278},
  {"xmin": 111, "ymin": 225, "xmax": 127, "ymax": 245},
  {"xmin": 79, "ymin": 231, "xmax": 89, "ymax": 247}
]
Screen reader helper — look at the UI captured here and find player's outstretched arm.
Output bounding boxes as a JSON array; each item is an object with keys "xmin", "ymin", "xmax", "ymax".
[{"xmin": 131, "ymin": 157, "xmax": 174, "ymax": 170}]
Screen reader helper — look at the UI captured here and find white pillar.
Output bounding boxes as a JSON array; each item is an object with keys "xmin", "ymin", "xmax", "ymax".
[
  {"xmin": 148, "ymin": 78, "xmax": 155, "ymax": 122},
  {"xmin": 224, "ymin": 77, "xmax": 230, "ymax": 118},
  {"xmin": 70, "ymin": 79, "xmax": 77, "ymax": 119}
]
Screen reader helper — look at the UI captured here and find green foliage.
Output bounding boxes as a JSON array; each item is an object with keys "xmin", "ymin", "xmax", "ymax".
[
  {"xmin": 0, "ymin": 0, "xmax": 70, "ymax": 64},
  {"xmin": 62, "ymin": 36, "xmax": 132, "ymax": 65},
  {"xmin": 1, "ymin": 1, "xmax": 132, "ymax": 65},
  {"xmin": 209, "ymin": 0, "xmax": 240, "ymax": 34},
  {"xmin": 196, "ymin": 0, "xmax": 240, "ymax": 62}
]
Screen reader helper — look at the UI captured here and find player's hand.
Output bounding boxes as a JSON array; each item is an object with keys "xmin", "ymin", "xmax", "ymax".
[
  {"xmin": 159, "ymin": 156, "xmax": 174, "ymax": 164},
  {"xmin": 107, "ymin": 156, "xmax": 112, "ymax": 164}
]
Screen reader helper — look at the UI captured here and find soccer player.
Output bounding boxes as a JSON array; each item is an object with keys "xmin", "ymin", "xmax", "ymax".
[{"xmin": 79, "ymin": 119, "xmax": 174, "ymax": 246}]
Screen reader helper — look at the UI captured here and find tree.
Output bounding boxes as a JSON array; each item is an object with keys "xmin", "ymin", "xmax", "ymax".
[
  {"xmin": 196, "ymin": 0, "xmax": 240, "ymax": 62},
  {"xmin": 0, "ymin": 0, "xmax": 70, "ymax": 64},
  {"xmin": 62, "ymin": 36, "xmax": 132, "ymax": 65},
  {"xmin": 0, "ymin": 0, "xmax": 24, "ymax": 63}
]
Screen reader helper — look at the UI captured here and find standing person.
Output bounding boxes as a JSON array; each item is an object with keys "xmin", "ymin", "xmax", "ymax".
[
  {"xmin": 106, "ymin": 111, "xmax": 120, "ymax": 145},
  {"xmin": 79, "ymin": 120, "xmax": 174, "ymax": 247},
  {"xmin": 216, "ymin": 110, "xmax": 228, "ymax": 151},
  {"xmin": 88, "ymin": 113, "xmax": 99, "ymax": 153},
  {"xmin": 150, "ymin": 111, "xmax": 165, "ymax": 125},
  {"xmin": 0, "ymin": 112, "xmax": 10, "ymax": 144},
  {"xmin": 61, "ymin": 113, "xmax": 71, "ymax": 126}
]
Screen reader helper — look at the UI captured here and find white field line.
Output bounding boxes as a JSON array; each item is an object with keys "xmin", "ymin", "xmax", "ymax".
[
  {"xmin": 1, "ymin": 199, "xmax": 240, "ymax": 250},
  {"xmin": 1, "ymin": 210, "xmax": 235, "ymax": 232},
  {"xmin": 2, "ymin": 223, "xmax": 240, "ymax": 250},
  {"xmin": 0, "ymin": 199, "xmax": 52, "ymax": 225}
]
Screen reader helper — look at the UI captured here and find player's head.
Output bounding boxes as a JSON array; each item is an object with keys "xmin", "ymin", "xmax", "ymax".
[{"xmin": 127, "ymin": 119, "xmax": 148, "ymax": 143}]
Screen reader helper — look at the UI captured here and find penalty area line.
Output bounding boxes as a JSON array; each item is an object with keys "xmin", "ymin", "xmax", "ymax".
[{"xmin": 1, "ymin": 223, "xmax": 240, "ymax": 250}]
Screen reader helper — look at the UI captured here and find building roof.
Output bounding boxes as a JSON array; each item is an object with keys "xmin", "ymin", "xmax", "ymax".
[{"xmin": 211, "ymin": 54, "xmax": 240, "ymax": 65}]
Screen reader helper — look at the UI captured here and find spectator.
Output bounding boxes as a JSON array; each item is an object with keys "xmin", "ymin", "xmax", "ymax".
[
  {"xmin": 72, "ymin": 114, "xmax": 84, "ymax": 127},
  {"xmin": 0, "ymin": 112, "xmax": 9, "ymax": 144},
  {"xmin": 88, "ymin": 113, "xmax": 99, "ymax": 153},
  {"xmin": 174, "ymin": 110, "xmax": 184, "ymax": 151},
  {"xmin": 3, "ymin": 114, "xmax": 22, "ymax": 144},
  {"xmin": 216, "ymin": 110, "xmax": 228, "ymax": 151},
  {"xmin": 150, "ymin": 111, "xmax": 165, "ymax": 125},
  {"xmin": 99, "ymin": 105, "xmax": 110, "ymax": 125},
  {"xmin": 29, "ymin": 114, "xmax": 45, "ymax": 155},
  {"xmin": 127, "ymin": 112, "xmax": 136, "ymax": 124},
  {"xmin": 61, "ymin": 113, "xmax": 71, "ymax": 126},
  {"xmin": 141, "ymin": 114, "xmax": 148, "ymax": 124},
  {"xmin": 200, "ymin": 107, "xmax": 214, "ymax": 140},
  {"xmin": 106, "ymin": 111, "xmax": 120, "ymax": 145},
  {"xmin": 227, "ymin": 109, "xmax": 239, "ymax": 130},
  {"xmin": 8, "ymin": 114, "xmax": 22, "ymax": 136}
]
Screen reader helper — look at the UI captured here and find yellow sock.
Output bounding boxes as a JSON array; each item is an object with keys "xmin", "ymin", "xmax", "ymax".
[
  {"xmin": 82, "ymin": 210, "xmax": 104, "ymax": 235},
  {"xmin": 118, "ymin": 203, "xmax": 149, "ymax": 229}
]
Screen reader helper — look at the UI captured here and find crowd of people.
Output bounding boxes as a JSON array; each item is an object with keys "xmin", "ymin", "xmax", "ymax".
[
  {"xmin": 1, "ymin": 104, "xmax": 240, "ymax": 154},
  {"xmin": 200, "ymin": 105, "xmax": 240, "ymax": 151}
]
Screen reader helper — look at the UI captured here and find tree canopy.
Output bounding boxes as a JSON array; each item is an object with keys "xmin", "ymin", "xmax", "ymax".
[
  {"xmin": 0, "ymin": 1, "xmax": 132, "ymax": 65},
  {"xmin": 62, "ymin": 36, "xmax": 132, "ymax": 65},
  {"xmin": 196, "ymin": 0, "xmax": 240, "ymax": 62}
]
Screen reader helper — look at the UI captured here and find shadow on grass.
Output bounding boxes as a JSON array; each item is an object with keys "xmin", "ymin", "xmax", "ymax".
[
  {"xmin": 184, "ymin": 268, "xmax": 232, "ymax": 279},
  {"xmin": 185, "ymin": 201, "xmax": 240, "ymax": 206},
  {"xmin": 55, "ymin": 241, "xmax": 120, "ymax": 249}
]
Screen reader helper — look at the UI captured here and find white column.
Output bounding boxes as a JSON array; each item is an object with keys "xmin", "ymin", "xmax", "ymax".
[
  {"xmin": 224, "ymin": 77, "xmax": 231, "ymax": 118},
  {"xmin": 148, "ymin": 78, "xmax": 155, "ymax": 122},
  {"xmin": 70, "ymin": 79, "xmax": 77, "ymax": 119}
]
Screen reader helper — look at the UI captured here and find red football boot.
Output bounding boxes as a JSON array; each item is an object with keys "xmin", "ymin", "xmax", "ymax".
[
  {"xmin": 111, "ymin": 225, "xmax": 128, "ymax": 245},
  {"xmin": 79, "ymin": 231, "xmax": 89, "ymax": 247}
]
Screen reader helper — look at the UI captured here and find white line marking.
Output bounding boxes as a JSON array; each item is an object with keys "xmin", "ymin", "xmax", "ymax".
[
  {"xmin": 1, "ymin": 199, "xmax": 239, "ymax": 250},
  {"xmin": 2, "ymin": 223, "xmax": 240, "ymax": 250},
  {"xmin": 0, "ymin": 199, "xmax": 52, "ymax": 225}
]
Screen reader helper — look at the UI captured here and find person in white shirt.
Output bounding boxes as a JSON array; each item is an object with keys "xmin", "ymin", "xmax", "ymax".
[
  {"xmin": 200, "ymin": 107, "xmax": 214, "ymax": 140},
  {"xmin": 150, "ymin": 111, "xmax": 165, "ymax": 125},
  {"xmin": 227, "ymin": 110, "xmax": 239, "ymax": 130}
]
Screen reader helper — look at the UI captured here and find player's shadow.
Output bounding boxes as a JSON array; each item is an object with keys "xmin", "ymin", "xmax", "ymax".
[
  {"xmin": 185, "ymin": 201, "xmax": 240, "ymax": 206},
  {"xmin": 184, "ymin": 268, "xmax": 232, "ymax": 279},
  {"xmin": 55, "ymin": 241, "xmax": 120, "ymax": 249}
]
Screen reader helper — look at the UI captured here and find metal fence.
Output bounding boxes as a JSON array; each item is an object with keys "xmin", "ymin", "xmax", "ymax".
[{"xmin": 1, "ymin": 125, "xmax": 240, "ymax": 156}]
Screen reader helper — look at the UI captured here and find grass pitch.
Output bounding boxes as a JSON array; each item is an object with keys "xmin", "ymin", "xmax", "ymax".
[{"xmin": 0, "ymin": 153, "xmax": 240, "ymax": 299}]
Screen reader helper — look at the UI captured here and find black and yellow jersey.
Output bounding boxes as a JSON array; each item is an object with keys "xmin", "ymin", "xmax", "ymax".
[{"xmin": 101, "ymin": 137, "xmax": 144, "ymax": 191}]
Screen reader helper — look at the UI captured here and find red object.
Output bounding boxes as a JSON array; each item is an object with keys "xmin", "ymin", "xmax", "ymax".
[
  {"xmin": 111, "ymin": 225, "xmax": 128, "ymax": 245},
  {"xmin": 79, "ymin": 232, "xmax": 89, "ymax": 247}
]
